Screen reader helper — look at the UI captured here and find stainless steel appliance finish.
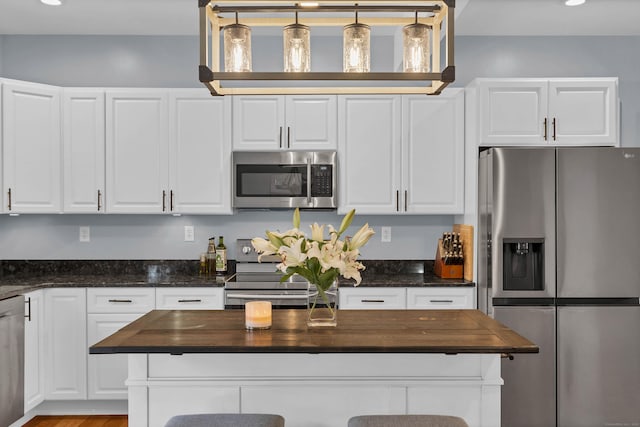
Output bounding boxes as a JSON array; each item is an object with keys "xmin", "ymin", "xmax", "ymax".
[
  {"xmin": 0, "ymin": 295, "xmax": 25, "ymax": 427},
  {"xmin": 224, "ymin": 239, "xmax": 310, "ymax": 308},
  {"xmin": 478, "ymin": 147, "xmax": 640, "ymax": 427},
  {"xmin": 232, "ymin": 151, "xmax": 336, "ymax": 209}
]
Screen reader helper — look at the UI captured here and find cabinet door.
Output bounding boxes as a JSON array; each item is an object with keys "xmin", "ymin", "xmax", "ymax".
[
  {"xmin": 548, "ymin": 79, "xmax": 618, "ymax": 146},
  {"xmin": 478, "ymin": 80, "xmax": 548, "ymax": 146},
  {"xmin": 106, "ymin": 90, "xmax": 169, "ymax": 213},
  {"xmin": 2, "ymin": 81, "xmax": 62, "ymax": 213},
  {"xmin": 286, "ymin": 95, "xmax": 337, "ymax": 150},
  {"xmin": 87, "ymin": 313, "xmax": 145, "ymax": 400},
  {"xmin": 87, "ymin": 288, "xmax": 155, "ymax": 314},
  {"xmin": 232, "ymin": 96, "xmax": 285, "ymax": 150},
  {"xmin": 406, "ymin": 287, "xmax": 475, "ymax": 309},
  {"xmin": 63, "ymin": 89, "xmax": 106, "ymax": 213},
  {"xmin": 169, "ymin": 90, "xmax": 232, "ymax": 214},
  {"xmin": 338, "ymin": 96, "xmax": 402, "ymax": 214},
  {"xmin": 339, "ymin": 287, "xmax": 407, "ymax": 309},
  {"xmin": 44, "ymin": 288, "xmax": 87, "ymax": 400},
  {"xmin": 24, "ymin": 290, "xmax": 44, "ymax": 412},
  {"xmin": 403, "ymin": 90, "xmax": 464, "ymax": 214}
]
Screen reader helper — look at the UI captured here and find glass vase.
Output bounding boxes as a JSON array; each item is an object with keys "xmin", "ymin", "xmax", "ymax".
[{"xmin": 307, "ymin": 280, "xmax": 338, "ymax": 327}]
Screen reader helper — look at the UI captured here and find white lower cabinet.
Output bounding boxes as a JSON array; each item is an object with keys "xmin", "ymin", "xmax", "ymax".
[
  {"xmin": 339, "ymin": 288, "xmax": 407, "ymax": 309},
  {"xmin": 87, "ymin": 288, "xmax": 155, "ymax": 400},
  {"xmin": 340, "ymin": 287, "xmax": 476, "ymax": 310},
  {"xmin": 155, "ymin": 288, "xmax": 224, "ymax": 310},
  {"xmin": 44, "ymin": 288, "xmax": 87, "ymax": 400},
  {"xmin": 24, "ymin": 290, "xmax": 44, "ymax": 412},
  {"xmin": 406, "ymin": 287, "xmax": 475, "ymax": 309}
]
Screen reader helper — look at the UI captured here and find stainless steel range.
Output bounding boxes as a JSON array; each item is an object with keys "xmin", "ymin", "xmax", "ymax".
[{"xmin": 224, "ymin": 239, "xmax": 309, "ymax": 308}]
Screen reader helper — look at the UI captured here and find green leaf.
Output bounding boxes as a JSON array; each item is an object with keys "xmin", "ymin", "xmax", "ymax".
[{"xmin": 337, "ymin": 209, "xmax": 355, "ymax": 236}]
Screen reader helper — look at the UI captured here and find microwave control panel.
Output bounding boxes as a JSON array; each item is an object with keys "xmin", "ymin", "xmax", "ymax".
[{"xmin": 311, "ymin": 165, "xmax": 333, "ymax": 197}]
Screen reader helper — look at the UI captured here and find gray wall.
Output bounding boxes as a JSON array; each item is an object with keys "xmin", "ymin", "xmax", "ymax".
[{"xmin": 0, "ymin": 34, "xmax": 638, "ymax": 260}]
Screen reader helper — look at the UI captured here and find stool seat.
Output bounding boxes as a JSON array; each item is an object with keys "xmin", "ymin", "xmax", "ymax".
[
  {"xmin": 348, "ymin": 415, "xmax": 469, "ymax": 427},
  {"xmin": 164, "ymin": 413, "xmax": 285, "ymax": 427}
]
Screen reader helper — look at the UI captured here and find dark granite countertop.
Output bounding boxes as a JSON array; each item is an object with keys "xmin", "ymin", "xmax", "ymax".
[{"xmin": 0, "ymin": 260, "xmax": 474, "ymax": 301}]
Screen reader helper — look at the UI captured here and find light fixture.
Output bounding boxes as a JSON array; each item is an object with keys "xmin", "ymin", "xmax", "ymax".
[
  {"xmin": 223, "ymin": 12, "xmax": 252, "ymax": 72},
  {"xmin": 199, "ymin": 1, "xmax": 455, "ymax": 96},
  {"xmin": 403, "ymin": 12, "xmax": 431, "ymax": 73},
  {"xmin": 565, "ymin": 0, "xmax": 586, "ymax": 5},
  {"xmin": 40, "ymin": 0, "xmax": 62, "ymax": 5},
  {"xmin": 343, "ymin": 7, "xmax": 370, "ymax": 73},
  {"xmin": 284, "ymin": 12, "xmax": 311, "ymax": 72}
]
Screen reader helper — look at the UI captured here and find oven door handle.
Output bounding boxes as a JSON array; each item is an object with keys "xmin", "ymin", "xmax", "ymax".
[{"xmin": 226, "ymin": 293, "xmax": 307, "ymax": 300}]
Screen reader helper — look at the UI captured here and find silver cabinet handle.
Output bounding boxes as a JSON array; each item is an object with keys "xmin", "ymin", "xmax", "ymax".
[
  {"xmin": 279, "ymin": 126, "xmax": 283, "ymax": 148},
  {"xmin": 178, "ymin": 299, "xmax": 202, "ymax": 303},
  {"xmin": 108, "ymin": 299, "xmax": 133, "ymax": 303},
  {"xmin": 552, "ymin": 117, "xmax": 557, "ymax": 141},
  {"xmin": 170, "ymin": 190, "xmax": 174, "ymax": 211},
  {"xmin": 430, "ymin": 299, "xmax": 454, "ymax": 303},
  {"xmin": 7, "ymin": 188, "xmax": 12, "ymax": 211},
  {"xmin": 97, "ymin": 189, "xmax": 102, "ymax": 211},
  {"xmin": 162, "ymin": 190, "xmax": 167, "ymax": 212},
  {"xmin": 287, "ymin": 126, "xmax": 291, "ymax": 148},
  {"xmin": 396, "ymin": 190, "xmax": 399, "ymax": 212},
  {"xmin": 404, "ymin": 190, "xmax": 408, "ymax": 212},
  {"xmin": 543, "ymin": 117, "xmax": 548, "ymax": 141},
  {"xmin": 361, "ymin": 299, "xmax": 386, "ymax": 303}
]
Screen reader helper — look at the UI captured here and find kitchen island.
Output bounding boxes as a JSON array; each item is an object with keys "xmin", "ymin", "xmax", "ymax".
[{"xmin": 90, "ymin": 309, "xmax": 537, "ymax": 427}]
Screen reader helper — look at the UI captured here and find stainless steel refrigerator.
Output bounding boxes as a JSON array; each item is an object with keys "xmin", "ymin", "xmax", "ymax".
[{"xmin": 478, "ymin": 147, "xmax": 640, "ymax": 427}]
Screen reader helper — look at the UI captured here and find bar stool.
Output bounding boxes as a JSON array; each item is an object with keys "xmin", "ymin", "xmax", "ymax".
[
  {"xmin": 164, "ymin": 413, "xmax": 285, "ymax": 427},
  {"xmin": 348, "ymin": 415, "xmax": 469, "ymax": 427}
]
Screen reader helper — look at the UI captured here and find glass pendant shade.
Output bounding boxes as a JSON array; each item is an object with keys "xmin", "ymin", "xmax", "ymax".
[
  {"xmin": 283, "ymin": 23, "xmax": 311, "ymax": 72},
  {"xmin": 343, "ymin": 23, "xmax": 370, "ymax": 73},
  {"xmin": 223, "ymin": 23, "xmax": 252, "ymax": 72},
  {"xmin": 403, "ymin": 23, "xmax": 431, "ymax": 73}
]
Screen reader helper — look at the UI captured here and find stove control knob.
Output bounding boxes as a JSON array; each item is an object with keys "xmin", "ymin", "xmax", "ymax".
[{"xmin": 242, "ymin": 246, "xmax": 253, "ymax": 255}]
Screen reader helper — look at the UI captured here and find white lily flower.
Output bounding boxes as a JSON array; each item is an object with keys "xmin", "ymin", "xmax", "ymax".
[
  {"xmin": 251, "ymin": 237, "xmax": 277, "ymax": 255},
  {"xmin": 349, "ymin": 223, "xmax": 375, "ymax": 250},
  {"xmin": 277, "ymin": 237, "xmax": 307, "ymax": 269},
  {"xmin": 310, "ymin": 223, "xmax": 325, "ymax": 242}
]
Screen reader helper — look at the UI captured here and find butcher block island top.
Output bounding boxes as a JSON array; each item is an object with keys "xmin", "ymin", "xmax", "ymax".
[{"xmin": 89, "ymin": 309, "xmax": 538, "ymax": 355}]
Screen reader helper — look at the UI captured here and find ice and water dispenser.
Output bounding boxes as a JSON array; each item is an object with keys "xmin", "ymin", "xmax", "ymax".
[{"xmin": 502, "ymin": 238, "xmax": 545, "ymax": 291}]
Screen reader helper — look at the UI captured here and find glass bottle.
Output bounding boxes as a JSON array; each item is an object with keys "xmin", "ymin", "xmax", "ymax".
[
  {"xmin": 206, "ymin": 237, "xmax": 217, "ymax": 277},
  {"xmin": 215, "ymin": 236, "xmax": 228, "ymax": 275}
]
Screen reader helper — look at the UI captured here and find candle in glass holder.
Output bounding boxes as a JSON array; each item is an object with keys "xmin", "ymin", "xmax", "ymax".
[{"xmin": 245, "ymin": 301, "xmax": 272, "ymax": 330}]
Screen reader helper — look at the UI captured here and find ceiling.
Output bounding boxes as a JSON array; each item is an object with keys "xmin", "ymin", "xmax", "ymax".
[{"xmin": 0, "ymin": 0, "xmax": 639, "ymax": 36}]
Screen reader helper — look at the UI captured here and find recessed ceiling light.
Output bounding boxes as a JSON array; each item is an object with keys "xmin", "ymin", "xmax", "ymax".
[
  {"xmin": 300, "ymin": 2, "xmax": 320, "ymax": 7},
  {"xmin": 565, "ymin": 0, "xmax": 586, "ymax": 6},
  {"xmin": 41, "ymin": 0, "xmax": 62, "ymax": 5}
]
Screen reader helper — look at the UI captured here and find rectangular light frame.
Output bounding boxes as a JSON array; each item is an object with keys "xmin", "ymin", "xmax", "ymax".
[{"xmin": 199, "ymin": 0, "xmax": 455, "ymax": 96}]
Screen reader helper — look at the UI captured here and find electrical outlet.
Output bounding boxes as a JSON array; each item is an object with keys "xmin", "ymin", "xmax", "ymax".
[
  {"xmin": 381, "ymin": 226, "xmax": 392, "ymax": 243},
  {"xmin": 79, "ymin": 226, "xmax": 90, "ymax": 243},
  {"xmin": 184, "ymin": 225, "xmax": 195, "ymax": 242}
]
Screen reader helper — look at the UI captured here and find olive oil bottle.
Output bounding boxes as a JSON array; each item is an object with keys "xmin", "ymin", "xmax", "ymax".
[{"xmin": 215, "ymin": 236, "xmax": 227, "ymax": 275}]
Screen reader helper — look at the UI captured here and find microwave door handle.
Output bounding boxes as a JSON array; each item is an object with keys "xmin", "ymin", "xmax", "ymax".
[{"xmin": 306, "ymin": 157, "xmax": 312, "ymax": 205}]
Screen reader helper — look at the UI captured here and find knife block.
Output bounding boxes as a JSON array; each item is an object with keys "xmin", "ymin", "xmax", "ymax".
[{"xmin": 434, "ymin": 239, "xmax": 464, "ymax": 279}]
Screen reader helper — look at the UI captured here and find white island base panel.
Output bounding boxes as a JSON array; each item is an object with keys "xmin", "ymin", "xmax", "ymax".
[{"xmin": 127, "ymin": 353, "xmax": 502, "ymax": 427}]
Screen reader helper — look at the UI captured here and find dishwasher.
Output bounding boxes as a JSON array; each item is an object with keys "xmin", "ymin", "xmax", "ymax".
[{"xmin": 0, "ymin": 295, "xmax": 25, "ymax": 427}]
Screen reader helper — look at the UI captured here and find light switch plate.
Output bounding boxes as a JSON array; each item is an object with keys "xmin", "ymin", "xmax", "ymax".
[
  {"xmin": 381, "ymin": 226, "xmax": 392, "ymax": 242},
  {"xmin": 184, "ymin": 225, "xmax": 195, "ymax": 242},
  {"xmin": 79, "ymin": 226, "xmax": 90, "ymax": 243}
]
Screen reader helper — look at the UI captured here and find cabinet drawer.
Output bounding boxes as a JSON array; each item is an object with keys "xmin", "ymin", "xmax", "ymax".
[
  {"xmin": 155, "ymin": 288, "xmax": 224, "ymax": 310},
  {"xmin": 406, "ymin": 287, "xmax": 475, "ymax": 309},
  {"xmin": 339, "ymin": 288, "xmax": 406, "ymax": 309},
  {"xmin": 87, "ymin": 288, "xmax": 155, "ymax": 313}
]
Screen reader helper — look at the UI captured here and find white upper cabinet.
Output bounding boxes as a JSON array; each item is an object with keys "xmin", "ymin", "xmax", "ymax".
[
  {"xmin": 403, "ymin": 89, "xmax": 464, "ymax": 214},
  {"xmin": 106, "ymin": 90, "xmax": 169, "ymax": 213},
  {"xmin": 338, "ymin": 91, "xmax": 464, "ymax": 215},
  {"xmin": 63, "ymin": 89, "xmax": 106, "ymax": 213},
  {"xmin": 338, "ymin": 95, "xmax": 402, "ymax": 214},
  {"xmin": 2, "ymin": 80, "xmax": 62, "ymax": 213},
  {"xmin": 233, "ymin": 95, "xmax": 337, "ymax": 150},
  {"xmin": 475, "ymin": 78, "xmax": 618, "ymax": 146},
  {"xmin": 169, "ymin": 90, "xmax": 232, "ymax": 214}
]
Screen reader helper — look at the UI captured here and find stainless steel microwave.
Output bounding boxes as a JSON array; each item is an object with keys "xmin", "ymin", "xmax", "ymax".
[{"xmin": 232, "ymin": 151, "xmax": 336, "ymax": 209}]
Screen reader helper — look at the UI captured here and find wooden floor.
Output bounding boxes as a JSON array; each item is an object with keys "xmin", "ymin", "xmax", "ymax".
[{"xmin": 22, "ymin": 415, "xmax": 128, "ymax": 427}]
